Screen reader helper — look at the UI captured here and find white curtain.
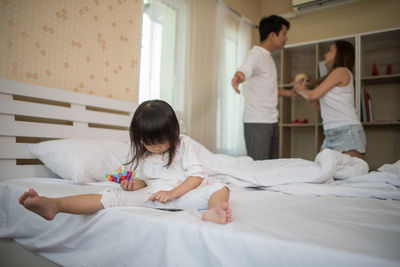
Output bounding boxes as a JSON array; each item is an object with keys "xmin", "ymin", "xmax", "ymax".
[
  {"xmin": 183, "ymin": 0, "xmax": 252, "ymax": 153},
  {"xmin": 184, "ymin": 0, "xmax": 218, "ymax": 150},
  {"xmin": 215, "ymin": 2, "xmax": 252, "ymax": 156}
]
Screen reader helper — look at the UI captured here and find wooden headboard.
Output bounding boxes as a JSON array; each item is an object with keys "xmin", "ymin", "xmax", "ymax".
[{"xmin": 0, "ymin": 78, "xmax": 137, "ymax": 180}]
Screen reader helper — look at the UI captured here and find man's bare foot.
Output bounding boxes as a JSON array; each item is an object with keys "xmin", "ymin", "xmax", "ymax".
[
  {"xmin": 202, "ymin": 202, "xmax": 232, "ymax": 224},
  {"xmin": 18, "ymin": 189, "xmax": 58, "ymax": 220}
]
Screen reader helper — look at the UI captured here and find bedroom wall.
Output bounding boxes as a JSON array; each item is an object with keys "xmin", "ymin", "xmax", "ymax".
[
  {"xmin": 260, "ymin": 0, "xmax": 400, "ymax": 45},
  {"xmin": 223, "ymin": 0, "xmax": 261, "ymax": 44},
  {"xmin": 0, "ymin": 0, "xmax": 142, "ymax": 102},
  {"xmin": 224, "ymin": 0, "xmax": 400, "ymax": 45},
  {"xmin": 1, "ymin": 0, "xmax": 397, "ymax": 103}
]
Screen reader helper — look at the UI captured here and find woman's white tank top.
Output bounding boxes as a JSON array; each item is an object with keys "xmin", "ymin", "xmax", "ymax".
[{"xmin": 320, "ymin": 68, "xmax": 361, "ymax": 130}]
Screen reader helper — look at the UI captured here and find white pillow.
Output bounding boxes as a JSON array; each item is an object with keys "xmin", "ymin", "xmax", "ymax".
[{"xmin": 28, "ymin": 139, "xmax": 131, "ymax": 183}]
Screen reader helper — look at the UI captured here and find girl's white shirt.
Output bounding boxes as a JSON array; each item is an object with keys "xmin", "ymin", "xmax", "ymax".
[{"xmin": 135, "ymin": 135, "xmax": 207, "ymax": 194}]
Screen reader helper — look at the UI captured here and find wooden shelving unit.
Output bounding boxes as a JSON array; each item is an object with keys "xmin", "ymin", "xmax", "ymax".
[
  {"xmin": 359, "ymin": 28, "xmax": 400, "ymax": 169},
  {"xmin": 276, "ymin": 27, "xmax": 400, "ymax": 169}
]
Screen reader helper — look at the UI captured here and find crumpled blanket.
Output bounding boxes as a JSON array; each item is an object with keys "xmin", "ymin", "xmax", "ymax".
[{"xmin": 190, "ymin": 137, "xmax": 400, "ymax": 200}]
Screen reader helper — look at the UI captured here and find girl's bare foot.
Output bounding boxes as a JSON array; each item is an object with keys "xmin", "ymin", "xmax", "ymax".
[
  {"xmin": 202, "ymin": 201, "xmax": 232, "ymax": 224},
  {"xmin": 18, "ymin": 189, "xmax": 58, "ymax": 220}
]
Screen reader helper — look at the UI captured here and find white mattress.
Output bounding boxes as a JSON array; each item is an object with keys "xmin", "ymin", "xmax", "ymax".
[{"xmin": 1, "ymin": 178, "xmax": 399, "ymax": 267}]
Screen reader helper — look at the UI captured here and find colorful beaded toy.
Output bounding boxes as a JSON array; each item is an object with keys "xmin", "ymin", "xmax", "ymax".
[{"xmin": 106, "ymin": 166, "xmax": 135, "ymax": 184}]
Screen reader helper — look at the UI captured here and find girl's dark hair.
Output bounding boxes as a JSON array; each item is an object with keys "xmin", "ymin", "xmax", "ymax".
[
  {"xmin": 259, "ymin": 15, "xmax": 290, "ymax": 42},
  {"xmin": 126, "ymin": 100, "xmax": 180, "ymax": 169},
  {"xmin": 310, "ymin": 40, "xmax": 355, "ymax": 88}
]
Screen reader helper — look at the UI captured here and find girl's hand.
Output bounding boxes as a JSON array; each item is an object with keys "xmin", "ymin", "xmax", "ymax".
[
  {"xmin": 120, "ymin": 179, "xmax": 145, "ymax": 191},
  {"xmin": 149, "ymin": 190, "xmax": 177, "ymax": 203}
]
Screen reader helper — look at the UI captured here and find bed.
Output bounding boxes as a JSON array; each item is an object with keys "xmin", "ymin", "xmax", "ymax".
[{"xmin": 1, "ymin": 78, "xmax": 400, "ymax": 267}]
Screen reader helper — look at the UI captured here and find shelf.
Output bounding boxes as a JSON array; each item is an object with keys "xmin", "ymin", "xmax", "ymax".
[
  {"xmin": 281, "ymin": 123, "xmax": 315, "ymax": 128},
  {"xmin": 362, "ymin": 121, "xmax": 400, "ymax": 127},
  {"xmin": 361, "ymin": 74, "xmax": 400, "ymax": 85},
  {"xmin": 282, "ymin": 83, "xmax": 294, "ymax": 88}
]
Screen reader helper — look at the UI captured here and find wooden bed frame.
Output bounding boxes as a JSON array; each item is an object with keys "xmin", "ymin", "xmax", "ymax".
[
  {"xmin": 0, "ymin": 78, "xmax": 134, "ymax": 180},
  {"xmin": 0, "ymin": 78, "xmax": 187, "ymax": 266},
  {"xmin": 0, "ymin": 78, "xmax": 184, "ymax": 181}
]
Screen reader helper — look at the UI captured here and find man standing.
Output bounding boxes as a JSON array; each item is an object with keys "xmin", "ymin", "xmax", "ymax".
[{"xmin": 232, "ymin": 15, "xmax": 296, "ymax": 160}]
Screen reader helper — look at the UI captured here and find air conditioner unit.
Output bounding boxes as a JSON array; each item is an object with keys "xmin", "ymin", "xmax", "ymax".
[{"xmin": 292, "ymin": 0, "xmax": 354, "ymax": 14}]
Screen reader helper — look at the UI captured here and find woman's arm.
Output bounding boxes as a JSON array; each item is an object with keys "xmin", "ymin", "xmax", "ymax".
[
  {"xmin": 148, "ymin": 176, "xmax": 203, "ymax": 203},
  {"xmin": 308, "ymin": 99, "xmax": 320, "ymax": 111},
  {"xmin": 294, "ymin": 67, "xmax": 350, "ymax": 101}
]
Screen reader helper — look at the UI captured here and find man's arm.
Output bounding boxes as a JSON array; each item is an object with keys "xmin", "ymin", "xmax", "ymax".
[{"xmin": 278, "ymin": 88, "xmax": 298, "ymax": 97}]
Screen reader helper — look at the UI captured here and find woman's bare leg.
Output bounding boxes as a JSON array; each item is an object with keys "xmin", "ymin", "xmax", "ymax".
[
  {"xmin": 202, "ymin": 187, "xmax": 232, "ymax": 224},
  {"xmin": 19, "ymin": 189, "xmax": 104, "ymax": 220},
  {"xmin": 343, "ymin": 150, "xmax": 365, "ymax": 159}
]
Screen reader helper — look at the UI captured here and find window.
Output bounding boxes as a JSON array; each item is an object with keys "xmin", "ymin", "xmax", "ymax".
[{"xmin": 139, "ymin": 0, "xmax": 187, "ymax": 112}]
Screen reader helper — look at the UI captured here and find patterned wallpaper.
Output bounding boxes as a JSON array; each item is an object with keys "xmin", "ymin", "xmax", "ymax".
[{"xmin": 0, "ymin": 0, "xmax": 142, "ymax": 102}]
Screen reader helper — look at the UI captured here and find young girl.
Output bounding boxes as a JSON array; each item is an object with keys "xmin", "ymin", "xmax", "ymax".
[
  {"xmin": 294, "ymin": 40, "xmax": 366, "ymax": 159},
  {"xmin": 19, "ymin": 100, "xmax": 232, "ymax": 224}
]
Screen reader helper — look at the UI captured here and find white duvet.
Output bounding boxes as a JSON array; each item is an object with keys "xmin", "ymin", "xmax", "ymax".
[{"xmin": 190, "ymin": 139, "xmax": 400, "ymax": 200}]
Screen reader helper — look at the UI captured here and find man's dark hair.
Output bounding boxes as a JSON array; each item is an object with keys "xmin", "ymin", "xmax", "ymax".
[{"xmin": 259, "ymin": 15, "xmax": 290, "ymax": 42}]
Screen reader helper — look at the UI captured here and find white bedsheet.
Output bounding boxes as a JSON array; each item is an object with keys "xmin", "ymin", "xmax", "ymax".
[
  {"xmin": 1, "ymin": 178, "xmax": 400, "ymax": 267},
  {"xmin": 1, "ymin": 144, "xmax": 400, "ymax": 266},
  {"xmin": 267, "ymin": 170, "xmax": 400, "ymax": 200}
]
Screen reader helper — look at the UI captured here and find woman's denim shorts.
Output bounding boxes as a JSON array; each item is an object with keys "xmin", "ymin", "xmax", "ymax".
[{"xmin": 322, "ymin": 124, "xmax": 366, "ymax": 153}]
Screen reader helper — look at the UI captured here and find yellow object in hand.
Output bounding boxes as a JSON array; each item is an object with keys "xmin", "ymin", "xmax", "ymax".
[{"xmin": 294, "ymin": 73, "xmax": 308, "ymax": 83}]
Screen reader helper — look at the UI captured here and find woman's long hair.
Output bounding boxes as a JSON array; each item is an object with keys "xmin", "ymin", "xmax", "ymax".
[
  {"xmin": 310, "ymin": 40, "xmax": 355, "ymax": 88},
  {"xmin": 126, "ymin": 100, "xmax": 180, "ymax": 169}
]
